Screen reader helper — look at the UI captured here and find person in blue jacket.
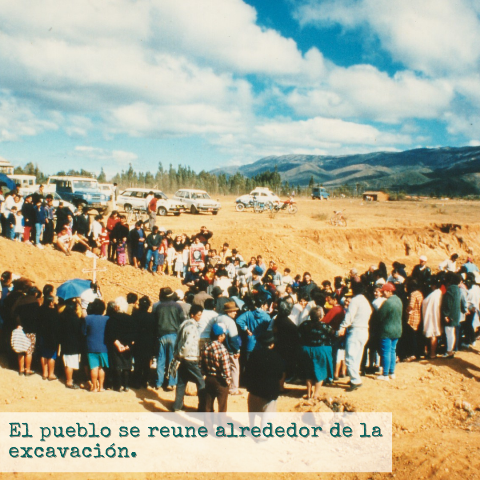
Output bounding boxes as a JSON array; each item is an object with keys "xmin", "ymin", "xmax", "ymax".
[{"xmin": 236, "ymin": 294, "xmax": 272, "ymax": 361}]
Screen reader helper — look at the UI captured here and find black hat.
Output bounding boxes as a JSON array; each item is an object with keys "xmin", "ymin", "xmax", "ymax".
[{"xmin": 159, "ymin": 287, "xmax": 175, "ymax": 300}]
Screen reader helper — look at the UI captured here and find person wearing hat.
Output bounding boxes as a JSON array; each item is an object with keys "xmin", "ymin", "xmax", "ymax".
[
  {"xmin": 211, "ymin": 285, "xmax": 228, "ymax": 314},
  {"xmin": 172, "ymin": 305, "xmax": 206, "ymax": 412},
  {"xmin": 244, "ymin": 330, "xmax": 285, "ymax": 414},
  {"xmin": 152, "ymin": 287, "xmax": 184, "ymax": 391},
  {"xmin": 214, "ymin": 301, "xmax": 241, "ymax": 395},
  {"xmin": 412, "ymin": 255, "xmax": 432, "ymax": 296},
  {"xmin": 376, "ymin": 282, "xmax": 403, "ymax": 380},
  {"xmin": 201, "ymin": 322, "xmax": 231, "ymax": 412}
]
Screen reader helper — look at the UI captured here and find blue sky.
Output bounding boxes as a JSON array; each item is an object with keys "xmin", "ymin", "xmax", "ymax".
[{"xmin": 1, "ymin": 0, "xmax": 480, "ymax": 177}]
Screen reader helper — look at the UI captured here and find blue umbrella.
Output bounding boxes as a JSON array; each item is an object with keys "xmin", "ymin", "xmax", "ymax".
[
  {"xmin": 0, "ymin": 174, "xmax": 16, "ymax": 191},
  {"xmin": 57, "ymin": 279, "xmax": 92, "ymax": 300}
]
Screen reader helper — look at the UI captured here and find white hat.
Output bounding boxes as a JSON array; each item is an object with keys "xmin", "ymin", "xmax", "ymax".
[
  {"xmin": 419, "ymin": 255, "xmax": 427, "ymax": 262},
  {"xmin": 175, "ymin": 289, "xmax": 185, "ymax": 300},
  {"xmin": 158, "ymin": 226, "xmax": 167, "ymax": 232}
]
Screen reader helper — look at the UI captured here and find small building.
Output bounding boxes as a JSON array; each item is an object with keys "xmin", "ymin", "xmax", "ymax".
[
  {"xmin": 363, "ymin": 191, "xmax": 390, "ymax": 202},
  {"xmin": 0, "ymin": 157, "xmax": 14, "ymax": 175}
]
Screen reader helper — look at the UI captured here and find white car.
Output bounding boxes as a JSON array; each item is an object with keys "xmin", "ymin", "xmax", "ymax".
[
  {"xmin": 173, "ymin": 189, "xmax": 221, "ymax": 215},
  {"xmin": 236, "ymin": 188, "xmax": 281, "ymax": 206},
  {"xmin": 116, "ymin": 188, "xmax": 185, "ymax": 216}
]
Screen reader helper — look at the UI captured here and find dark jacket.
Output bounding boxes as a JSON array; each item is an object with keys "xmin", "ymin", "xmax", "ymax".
[
  {"xmin": 376, "ymin": 295, "xmax": 403, "ymax": 339},
  {"xmin": 146, "ymin": 233, "xmax": 163, "ymax": 250},
  {"xmin": 111, "ymin": 222, "xmax": 129, "ymax": 242},
  {"xmin": 15, "ymin": 297, "xmax": 40, "ymax": 334},
  {"xmin": 21, "ymin": 202, "xmax": 36, "ymax": 227},
  {"xmin": 59, "ymin": 307, "xmax": 84, "ymax": 355},
  {"xmin": 38, "ymin": 305, "xmax": 60, "ymax": 351},
  {"xmin": 152, "ymin": 301, "xmax": 184, "ymax": 337},
  {"xmin": 73, "ymin": 214, "xmax": 90, "ymax": 236},
  {"xmin": 34, "ymin": 205, "xmax": 47, "ymax": 225},
  {"xmin": 245, "ymin": 347, "xmax": 285, "ymax": 401},
  {"xmin": 132, "ymin": 310, "xmax": 156, "ymax": 357},
  {"xmin": 441, "ymin": 284, "xmax": 462, "ymax": 327},
  {"xmin": 298, "ymin": 319, "xmax": 335, "ymax": 347}
]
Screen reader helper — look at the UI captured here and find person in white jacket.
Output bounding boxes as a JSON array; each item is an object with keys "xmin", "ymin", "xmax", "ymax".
[{"xmin": 338, "ymin": 282, "xmax": 372, "ymax": 391}]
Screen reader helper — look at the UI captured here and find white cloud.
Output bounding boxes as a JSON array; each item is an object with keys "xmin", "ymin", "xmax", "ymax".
[
  {"xmin": 295, "ymin": 0, "xmax": 480, "ymax": 76},
  {"xmin": 0, "ymin": 91, "xmax": 58, "ymax": 142},
  {"xmin": 286, "ymin": 65, "xmax": 453, "ymax": 122},
  {"xmin": 444, "ymin": 112, "xmax": 480, "ymax": 139}
]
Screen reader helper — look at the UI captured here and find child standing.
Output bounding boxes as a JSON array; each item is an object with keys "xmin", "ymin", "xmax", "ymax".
[
  {"xmin": 174, "ymin": 249, "xmax": 184, "ymax": 278},
  {"xmin": 14, "ymin": 210, "xmax": 24, "ymax": 241},
  {"xmin": 99, "ymin": 222, "xmax": 109, "ymax": 259},
  {"xmin": 165, "ymin": 241, "xmax": 176, "ymax": 276},
  {"xmin": 117, "ymin": 237, "xmax": 127, "ymax": 266}
]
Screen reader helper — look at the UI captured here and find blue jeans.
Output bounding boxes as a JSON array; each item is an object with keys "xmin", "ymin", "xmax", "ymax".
[
  {"xmin": 173, "ymin": 359, "xmax": 206, "ymax": 412},
  {"xmin": 35, "ymin": 223, "xmax": 44, "ymax": 245},
  {"xmin": 145, "ymin": 249, "xmax": 159, "ymax": 272},
  {"xmin": 345, "ymin": 328, "xmax": 369, "ymax": 385},
  {"xmin": 379, "ymin": 338, "xmax": 399, "ymax": 376},
  {"xmin": 156, "ymin": 334, "xmax": 177, "ymax": 388}
]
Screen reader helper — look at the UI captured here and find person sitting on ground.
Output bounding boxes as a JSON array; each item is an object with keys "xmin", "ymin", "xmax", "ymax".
[{"xmin": 56, "ymin": 225, "xmax": 91, "ymax": 256}]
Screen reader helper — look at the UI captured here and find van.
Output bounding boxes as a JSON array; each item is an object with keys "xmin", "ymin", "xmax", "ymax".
[{"xmin": 311, "ymin": 186, "xmax": 329, "ymax": 200}]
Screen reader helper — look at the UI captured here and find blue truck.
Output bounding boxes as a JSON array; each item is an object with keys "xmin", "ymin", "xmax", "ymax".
[
  {"xmin": 311, "ymin": 186, "xmax": 330, "ymax": 200},
  {"xmin": 46, "ymin": 176, "xmax": 111, "ymax": 212}
]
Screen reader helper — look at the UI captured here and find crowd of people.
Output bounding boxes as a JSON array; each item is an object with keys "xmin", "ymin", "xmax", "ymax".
[{"xmin": 1, "ymin": 215, "xmax": 479, "ymax": 413}]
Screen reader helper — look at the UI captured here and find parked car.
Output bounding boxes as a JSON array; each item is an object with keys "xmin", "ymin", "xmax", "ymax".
[
  {"xmin": 116, "ymin": 188, "xmax": 185, "ymax": 216},
  {"xmin": 311, "ymin": 186, "xmax": 330, "ymax": 200},
  {"xmin": 236, "ymin": 187, "xmax": 280, "ymax": 208},
  {"xmin": 173, "ymin": 189, "xmax": 221, "ymax": 215},
  {"xmin": 99, "ymin": 183, "xmax": 115, "ymax": 197},
  {"xmin": 46, "ymin": 176, "xmax": 111, "ymax": 213}
]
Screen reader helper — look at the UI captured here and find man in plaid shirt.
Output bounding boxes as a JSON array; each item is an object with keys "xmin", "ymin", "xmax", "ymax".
[{"xmin": 201, "ymin": 322, "xmax": 231, "ymax": 412}]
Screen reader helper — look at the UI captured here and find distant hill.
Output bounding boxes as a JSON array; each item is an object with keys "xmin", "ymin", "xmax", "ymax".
[{"xmin": 211, "ymin": 146, "xmax": 480, "ymax": 195}]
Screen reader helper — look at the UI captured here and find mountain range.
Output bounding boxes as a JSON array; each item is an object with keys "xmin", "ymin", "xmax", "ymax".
[{"xmin": 211, "ymin": 146, "xmax": 480, "ymax": 195}]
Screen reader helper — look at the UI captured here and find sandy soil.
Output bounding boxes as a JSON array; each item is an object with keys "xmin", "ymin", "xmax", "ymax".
[{"xmin": 1, "ymin": 196, "xmax": 480, "ymax": 480}]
